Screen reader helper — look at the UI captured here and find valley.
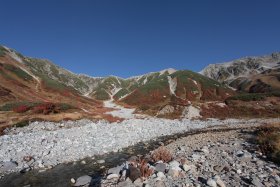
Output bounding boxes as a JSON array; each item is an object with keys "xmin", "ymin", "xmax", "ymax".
[{"xmin": 0, "ymin": 45, "xmax": 279, "ymax": 187}]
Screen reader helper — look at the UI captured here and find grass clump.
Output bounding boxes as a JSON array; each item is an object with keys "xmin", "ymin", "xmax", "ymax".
[
  {"xmin": 256, "ymin": 124, "xmax": 280, "ymax": 164},
  {"xmin": 151, "ymin": 146, "xmax": 172, "ymax": 162}
]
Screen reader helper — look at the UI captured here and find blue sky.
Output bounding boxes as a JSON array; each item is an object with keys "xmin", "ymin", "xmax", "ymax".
[{"xmin": 1, "ymin": 0, "xmax": 280, "ymax": 78}]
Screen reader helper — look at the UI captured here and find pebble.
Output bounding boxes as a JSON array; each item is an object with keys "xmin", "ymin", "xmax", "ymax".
[
  {"xmin": 74, "ymin": 175, "xmax": 92, "ymax": 187},
  {"xmin": 214, "ymin": 176, "xmax": 226, "ymax": 187},
  {"xmin": 155, "ymin": 163, "xmax": 167, "ymax": 172},
  {"xmin": 106, "ymin": 173, "xmax": 119, "ymax": 180},
  {"xmin": 70, "ymin": 178, "xmax": 75, "ymax": 183},
  {"xmin": 207, "ymin": 178, "xmax": 217, "ymax": 187},
  {"xmin": 97, "ymin": 159, "xmax": 105, "ymax": 164},
  {"xmin": 168, "ymin": 160, "xmax": 180, "ymax": 168},
  {"xmin": 157, "ymin": 171, "xmax": 166, "ymax": 179},
  {"xmin": 1, "ymin": 118, "xmax": 274, "ymax": 174}
]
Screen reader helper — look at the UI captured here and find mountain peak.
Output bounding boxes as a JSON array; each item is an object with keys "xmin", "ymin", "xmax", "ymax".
[{"xmin": 159, "ymin": 68, "xmax": 177, "ymax": 75}]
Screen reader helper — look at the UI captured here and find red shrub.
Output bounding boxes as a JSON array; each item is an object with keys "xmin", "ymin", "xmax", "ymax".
[
  {"xmin": 139, "ymin": 159, "xmax": 154, "ymax": 178},
  {"xmin": 13, "ymin": 105, "xmax": 30, "ymax": 113},
  {"xmin": 32, "ymin": 103, "xmax": 60, "ymax": 115}
]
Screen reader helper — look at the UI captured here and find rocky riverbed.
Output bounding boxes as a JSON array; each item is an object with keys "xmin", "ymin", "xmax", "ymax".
[
  {"xmin": 97, "ymin": 129, "xmax": 280, "ymax": 187},
  {"xmin": 0, "ymin": 118, "xmax": 279, "ymax": 184}
]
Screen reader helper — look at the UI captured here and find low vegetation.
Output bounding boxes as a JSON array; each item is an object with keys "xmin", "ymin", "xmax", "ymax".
[
  {"xmin": 2, "ymin": 64, "xmax": 33, "ymax": 81},
  {"xmin": 93, "ymin": 88, "xmax": 111, "ymax": 100},
  {"xmin": 114, "ymin": 88, "xmax": 129, "ymax": 100},
  {"xmin": 256, "ymin": 124, "xmax": 280, "ymax": 164},
  {"xmin": 0, "ymin": 101, "xmax": 74, "ymax": 114},
  {"xmin": 0, "ymin": 101, "xmax": 40, "ymax": 111},
  {"xmin": 226, "ymin": 92, "xmax": 280, "ymax": 102},
  {"xmin": 151, "ymin": 146, "xmax": 173, "ymax": 162},
  {"xmin": 0, "ymin": 46, "xmax": 8, "ymax": 57}
]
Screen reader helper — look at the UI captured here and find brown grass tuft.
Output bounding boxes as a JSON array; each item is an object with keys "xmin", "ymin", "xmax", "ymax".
[
  {"xmin": 256, "ymin": 123, "xmax": 280, "ymax": 164},
  {"xmin": 151, "ymin": 146, "xmax": 172, "ymax": 163},
  {"xmin": 138, "ymin": 158, "xmax": 154, "ymax": 178}
]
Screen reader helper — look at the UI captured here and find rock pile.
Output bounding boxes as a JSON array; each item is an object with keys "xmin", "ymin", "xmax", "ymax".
[{"xmin": 93, "ymin": 130, "xmax": 280, "ymax": 187}]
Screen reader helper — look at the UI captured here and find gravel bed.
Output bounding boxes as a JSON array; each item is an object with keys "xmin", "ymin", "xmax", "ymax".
[{"xmin": 0, "ymin": 118, "xmax": 279, "ymax": 176}]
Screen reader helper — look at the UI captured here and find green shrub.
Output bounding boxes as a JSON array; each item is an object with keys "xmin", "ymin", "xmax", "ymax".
[
  {"xmin": 58, "ymin": 103, "xmax": 75, "ymax": 110},
  {"xmin": 94, "ymin": 89, "xmax": 111, "ymax": 100},
  {"xmin": 226, "ymin": 92, "xmax": 280, "ymax": 102},
  {"xmin": 0, "ymin": 101, "xmax": 74, "ymax": 112},
  {"xmin": 114, "ymin": 88, "xmax": 129, "ymax": 100},
  {"xmin": 0, "ymin": 46, "xmax": 7, "ymax": 57},
  {"xmin": 3, "ymin": 64, "xmax": 33, "ymax": 81},
  {"xmin": 0, "ymin": 101, "xmax": 39, "ymax": 111},
  {"xmin": 13, "ymin": 120, "xmax": 29, "ymax": 128}
]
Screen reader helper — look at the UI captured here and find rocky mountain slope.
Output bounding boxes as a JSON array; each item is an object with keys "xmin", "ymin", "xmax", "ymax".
[
  {"xmin": 1, "ymin": 45, "xmax": 279, "ymax": 125},
  {"xmin": 200, "ymin": 52, "xmax": 280, "ymax": 93},
  {"xmin": 0, "ymin": 46, "xmax": 114, "ymax": 127},
  {"xmin": 0, "ymin": 45, "xmax": 234, "ymax": 105}
]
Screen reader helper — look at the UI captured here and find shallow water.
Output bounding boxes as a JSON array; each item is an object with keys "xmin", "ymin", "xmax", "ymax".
[{"xmin": 0, "ymin": 127, "xmax": 241, "ymax": 187}]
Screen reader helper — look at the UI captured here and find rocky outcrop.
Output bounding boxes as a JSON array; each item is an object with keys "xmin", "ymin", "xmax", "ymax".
[
  {"xmin": 200, "ymin": 52, "xmax": 280, "ymax": 93},
  {"xmin": 98, "ymin": 129, "xmax": 280, "ymax": 187}
]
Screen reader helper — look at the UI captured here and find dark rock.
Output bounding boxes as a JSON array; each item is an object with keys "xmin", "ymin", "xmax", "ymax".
[
  {"xmin": 155, "ymin": 163, "xmax": 167, "ymax": 173},
  {"xmin": 128, "ymin": 166, "xmax": 141, "ymax": 182}
]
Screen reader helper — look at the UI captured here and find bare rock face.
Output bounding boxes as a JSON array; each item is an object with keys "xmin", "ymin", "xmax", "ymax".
[
  {"xmin": 181, "ymin": 105, "xmax": 201, "ymax": 119},
  {"xmin": 157, "ymin": 105, "xmax": 175, "ymax": 116},
  {"xmin": 200, "ymin": 52, "xmax": 280, "ymax": 93}
]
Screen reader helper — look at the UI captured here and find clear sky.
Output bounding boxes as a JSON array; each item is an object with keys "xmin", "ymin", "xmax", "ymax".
[{"xmin": 1, "ymin": 0, "xmax": 279, "ymax": 78}]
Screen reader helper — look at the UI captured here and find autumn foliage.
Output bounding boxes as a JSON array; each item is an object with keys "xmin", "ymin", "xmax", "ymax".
[
  {"xmin": 13, "ymin": 105, "xmax": 30, "ymax": 113},
  {"xmin": 32, "ymin": 103, "xmax": 60, "ymax": 115}
]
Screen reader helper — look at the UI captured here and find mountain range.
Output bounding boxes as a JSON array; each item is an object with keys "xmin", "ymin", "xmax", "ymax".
[
  {"xmin": 200, "ymin": 53, "xmax": 280, "ymax": 93},
  {"xmin": 0, "ymin": 45, "xmax": 279, "ymax": 127}
]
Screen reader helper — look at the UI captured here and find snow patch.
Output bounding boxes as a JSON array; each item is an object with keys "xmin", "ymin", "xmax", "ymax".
[
  {"xmin": 192, "ymin": 79, "xmax": 198, "ymax": 86},
  {"xmin": 4, "ymin": 46, "xmax": 23, "ymax": 63},
  {"xmin": 167, "ymin": 76, "xmax": 177, "ymax": 95},
  {"xmin": 143, "ymin": 77, "xmax": 148, "ymax": 84},
  {"xmin": 104, "ymin": 99, "xmax": 136, "ymax": 119},
  {"xmin": 216, "ymin": 103, "xmax": 227, "ymax": 108},
  {"xmin": 81, "ymin": 108, "xmax": 90, "ymax": 113},
  {"xmin": 181, "ymin": 105, "xmax": 201, "ymax": 119}
]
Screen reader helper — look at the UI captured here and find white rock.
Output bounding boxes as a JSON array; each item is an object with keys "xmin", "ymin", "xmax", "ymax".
[
  {"xmin": 97, "ymin": 159, "xmax": 105, "ymax": 164},
  {"xmin": 183, "ymin": 164, "xmax": 191, "ymax": 172},
  {"xmin": 207, "ymin": 178, "xmax": 217, "ymax": 187},
  {"xmin": 157, "ymin": 172, "xmax": 166, "ymax": 179},
  {"xmin": 70, "ymin": 178, "xmax": 75, "ymax": 183},
  {"xmin": 168, "ymin": 160, "xmax": 180, "ymax": 168},
  {"xmin": 107, "ymin": 174, "xmax": 119, "ymax": 180},
  {"xmin": 214, "ymin": 176, "xmax": 226, "ymax": 187},
  {"xmin": 74, "ymin": 175, "xmax": 92, "ymax": 186}
]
